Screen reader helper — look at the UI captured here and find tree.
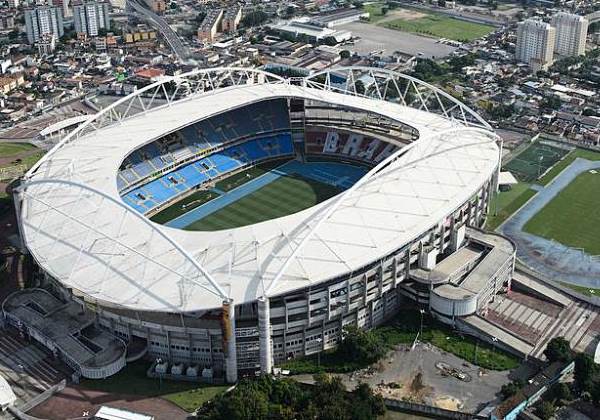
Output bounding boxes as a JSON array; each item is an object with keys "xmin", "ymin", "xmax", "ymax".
[
  {"xmin": 241, "ymin": 11, "xmax": 269, "ymax": 28},
  {"xmin": 536, "ymin": 401, "xmax": 555, "ymax": 420},
  {"xmin": 338, "ymin": 325, "xmax": 387, "ymax": 364},
  {"xmin": 544, "ymin": 337, "xmax": 572, "ymax": 363},
  {"xmin": 354, "ymin": 80, "xmax": 366, "ymax": 95},
  {"xmin": 352, "ymin": 382, "xmax": 386, "ymax": 420},
  {"xmin": 540, "ymin": 95, "xmax": 562, "ymax": 111},
  {"xmin": 500, "ymin": 379, "xmax": 524, "ymax": 399},
  {"xmin": 340, "ymin": 50, "xmax": 351, "ymax": 59},
  {"xmin": 574, "ymin": 352, "xmax": 598, "ymax": 391},
  {"xmin": 553, "ymin": 382, "xmax": 572, "ymax": 403}
]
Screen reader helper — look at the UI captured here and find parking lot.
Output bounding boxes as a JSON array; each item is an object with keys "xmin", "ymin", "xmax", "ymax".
[{"xmin": 339, "ymin": 22, "xmax": 457, "ymax": 58}]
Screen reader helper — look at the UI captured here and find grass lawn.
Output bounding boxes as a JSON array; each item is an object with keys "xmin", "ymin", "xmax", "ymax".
[
  {"xmin": 538, "ymin": 148, "xmax": 600, "ymax": 186},
  {"xmin": 503, "ymin": 142, "xmax": 569, "ymax": 183},
  {"xmin": 0, "ymin": 142, "xmax": 37, "ymax": 157},
  {"xmin": 486, "ymin": 186, "xmax": 537, "ymax": 230},
  {"xmin": 279, "ymin": 309, "xmax": 519, "ymax": 374},
  {"xmin": 363, "ymin": 3, "xmax": 387, "ymax": 23},
  {"xmin": 184, "ymin": 174, "xmax": 340, "ymax": 231},
  {"xmin": 150, "ymin": 190, "xmax": 220, "ymax": 224},
  {"xmin": 559, "ymin": 282, "xmax": 600, "ymax": 298},
  {"xmin": 80, "ymin": 361, "xmax": 228, "ymax": 412},
  {"xmin": 215, "ymin": 159, "xmax": 288, "ymax": 192},
  {"xmin": 381, "ymin": 13, "xmax": 494, "ymax": 42},
  {"xmin": 524, "ymin": 171, "xmax": 600, "ymax": 255}
]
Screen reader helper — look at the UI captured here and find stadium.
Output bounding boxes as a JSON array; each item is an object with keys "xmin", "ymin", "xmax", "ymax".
[{"xmin": 4, "ymin": 67, "xmax": 514, "ymax": 383}]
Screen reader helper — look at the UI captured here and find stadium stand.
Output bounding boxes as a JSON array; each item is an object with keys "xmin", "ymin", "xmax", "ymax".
[
  {"xmin": 118, "ymin": 99, "xmax": 291, "ymax": 190},
  {"xmin": 305, "ymin": 128, "xmax": 398, "ymax": 164},
  {"xmin": 123, "ymin": 133, "xmax": 294, "ymax": 214}
]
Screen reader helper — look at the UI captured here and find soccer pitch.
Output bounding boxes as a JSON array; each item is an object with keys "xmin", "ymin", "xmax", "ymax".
[
  {"xmin": 184, "ymin": 174, "xmax": 340, "ymax": 231},
  {"xmin": 523, "ymin": 171, "xmax": 600, "ymax": 255},
  {"xmin": 503, "ymin": 143, "xmax": 568, "ymax": 182}
]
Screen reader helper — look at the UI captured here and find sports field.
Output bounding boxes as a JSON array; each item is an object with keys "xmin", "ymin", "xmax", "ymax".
[
  {"xmin": 155, "ymin": 161, "xmax": 367, "ymax": 231},
  {"xmin": 382, "ymin": 14, "xmax": 494, "ymax": 42},
  {"xmin": 523, "ymin": 171, "xmax": 600, "ymax": 255},
  {"xmin": 185, "ymin": 175, "xmax": 340, "ymax": 231},
  {"xmin": 503, "ymin": 142, "xmax": 569, "ymax": 182}
]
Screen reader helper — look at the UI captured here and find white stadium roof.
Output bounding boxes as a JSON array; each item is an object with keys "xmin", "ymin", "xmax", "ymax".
[{"xmin": 19, "ymin": 68, "xmax": 500, "ymax": 312}]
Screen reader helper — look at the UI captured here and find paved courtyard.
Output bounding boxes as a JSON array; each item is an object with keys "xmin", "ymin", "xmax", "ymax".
[{"xmin": 339, "ymin": 22, "xmax": 457, "ymax": 58}]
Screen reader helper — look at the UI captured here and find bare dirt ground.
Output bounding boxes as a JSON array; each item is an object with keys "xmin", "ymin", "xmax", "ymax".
[
  {"xmin": 376, "ymin": 9, "xmax": 427, "ymax": 25},
  {"xmin": 29, "ymin": 386, "xmax": 189, "ymax": 420}
]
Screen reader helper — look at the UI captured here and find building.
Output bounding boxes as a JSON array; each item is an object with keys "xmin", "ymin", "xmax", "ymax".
[
  {"xmin": 0, "ymin": 11, "xmax": 16, "ymax": 31},
  {"xmin": 73, "ymin": 1, "xmax": 111, "ymax": 37},
  {"xmin": 142, "ymin": 0, "xmax": 165, "ymax": 14},
  {"xmin": 36, "ymin": 34, "xmax": 57, "ymax": 56},
  {"xmin": 515, "ymin": 19, "xmax": 555, "ymax": 72},
  {"xmin": 24, "ymin": 5, "xmax": 64, "ymax": 44},
  {"xmin": 551, "ymin": 12, "xmax": 588, "ymax": 57},
  {"xmin": 10, "ymin": 68, "xmax": 506, "ymax": 384},
  {"xmin": 0, "ymin": 73, "xmax": 25, "ymax": 94},
  {"xmin": 197, "ymin": 9, "xmax": 224, "ymax": 43},
  {"xmin": 7, "ymin": 0, "xmax": 19, "ymax": 9},
  {"xmin": 309, "ymin": 8, "xmax": 370, "ymax": 27},
  {"xmin": 222, "ymin": 6, "xmax": 242, "ymax": 33},
  {"xmin": 271, "ymin": 18, "xmax": 352, "ymax": 44}
]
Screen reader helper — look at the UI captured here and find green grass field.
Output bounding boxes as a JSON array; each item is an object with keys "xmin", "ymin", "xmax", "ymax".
[
  {"xmin": 381, "ymin": 13, "xmax": 494, "ymax": 42},
  {"xmin": 538, "ymin": 148, "xmax": 600, "ymax": 185},
  {"xmin": 215, "ymin": 159, "xmax": 285, "ymax": 192},
  {"xmin": 80, "ymin": 361, "xmax": 228, "ymax": 412},
  {"xmin": 184, "ymin": 174, "xmax": 340, "ymax": 231},
  {"xmin": 503, "ymin": 143, "xmax": 569, "ymax": 183},
  {"xmin": 486, "ymin": 183, "xmax": 537, "ymax": 230},
  {"xmin": 524, "ymin": 171, "xmax": 600, "ymax": 255},
  {"xmin": 0, "ymin": 142, "xmax": 37, "ymax": 157},
  {"xmin": 559, "ymin": 282, "xmax": 600, "ymax": 298},
  {"xmin": 150, "ymin": 190, "xmax": 219, "ymax": 224}
]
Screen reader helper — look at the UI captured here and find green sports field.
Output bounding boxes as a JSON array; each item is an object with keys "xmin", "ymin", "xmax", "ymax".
[
  {"xmin": 503, "ymin": 142, "xmax": 569, "ymax": 182},
  {"xmin": 184, "ymin": 175, "xmax": 340, "ymax": 231},
  {"xmin": 382, "ymin": 14, "xmax": 494, "ymax": 42},
  {"xmin": 523, "ymin": 171, "xmax": 600, "ymax": 255},
  {"xmin": 150, "ymin": 190, "xmax": 218, "ymax": 224}
]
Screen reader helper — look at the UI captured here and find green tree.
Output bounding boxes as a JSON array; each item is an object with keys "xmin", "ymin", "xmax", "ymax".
[
  {"xmin": 574, "ymin": 352, "xmax": 598, "ymax": 391},
  {"xmin": 339, "ymin": 325, "xmax": 387, "ymax": 363},
  {"xmin": 340, "ymin": 50, "xmax": 351, "ymax": 59},
  {"xmin": 500, "ymin": 379, "xmax": 524, "ymax": 399},
  {"xmin": 536, "ymin": 401, "xmax": 555, "ymax": 420},
  {"xmin": 553, "ymin": 382, "xmax": 572, "ymax": 403},
  {"xmin": 540, "ymin": 95, "xmax": 562, "ymax": 111},
  {"xmin": 241, "ymin": 11, "xmax": 269, "ymax": 27},
  {"xmin": 352, "ymin": 382, "xmax": 386, "ymax": 419},
  {"xmin": 544, "ymin": 337, "xmax": 572, "ymax": 363}
]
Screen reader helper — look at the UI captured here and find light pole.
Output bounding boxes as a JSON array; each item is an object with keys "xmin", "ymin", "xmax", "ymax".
[
  {"xmin": 156, "ymin": 357, "xmax": 163, "ymax": 390},
  {"xmin": 492, "ymin": 337, "xmax": 498, "ymax": 368},
  {"xmin": 316, "ymin": 337, "xmax": 323, "ymax": 369},
  {"xmin": 419, "ymin": 309, "xmax": 425, "ymax": 341}
]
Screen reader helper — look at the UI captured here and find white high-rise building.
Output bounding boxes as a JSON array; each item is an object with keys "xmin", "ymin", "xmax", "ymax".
[
  {"xmin": 24, "ymin": 6, "xmax": 64, "ymax": 44},
  {"xmin": 515, "ymin": 19, "xmax": 556, "ymax": 72},
  {"xmin": 73, "ymin": 1, "xmax": 110, "ymax": 37},
  {"xmin": 551, "ymin": 12, "xmax": 588, "ymax": 57}
]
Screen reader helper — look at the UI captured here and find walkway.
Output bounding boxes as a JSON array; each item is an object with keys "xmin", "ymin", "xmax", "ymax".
[{"xmin": 499, "ymin": 158, "xmax": 600, "ymax": 288}]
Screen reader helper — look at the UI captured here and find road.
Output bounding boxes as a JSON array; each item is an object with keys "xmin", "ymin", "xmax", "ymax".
[{"xmin": 127, "ymin": 0, "xmax": 190, "ymax": 61}]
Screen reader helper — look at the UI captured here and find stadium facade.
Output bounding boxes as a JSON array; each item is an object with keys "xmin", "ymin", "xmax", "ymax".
[{"xmin": 4, "ymin": 68, "xmax": 514, "ymax": 382}]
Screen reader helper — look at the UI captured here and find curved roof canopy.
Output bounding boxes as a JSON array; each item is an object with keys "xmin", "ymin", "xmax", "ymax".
[{"xmin": 19, "ymin": 68, "xmax": 500, "ymax": 312}]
